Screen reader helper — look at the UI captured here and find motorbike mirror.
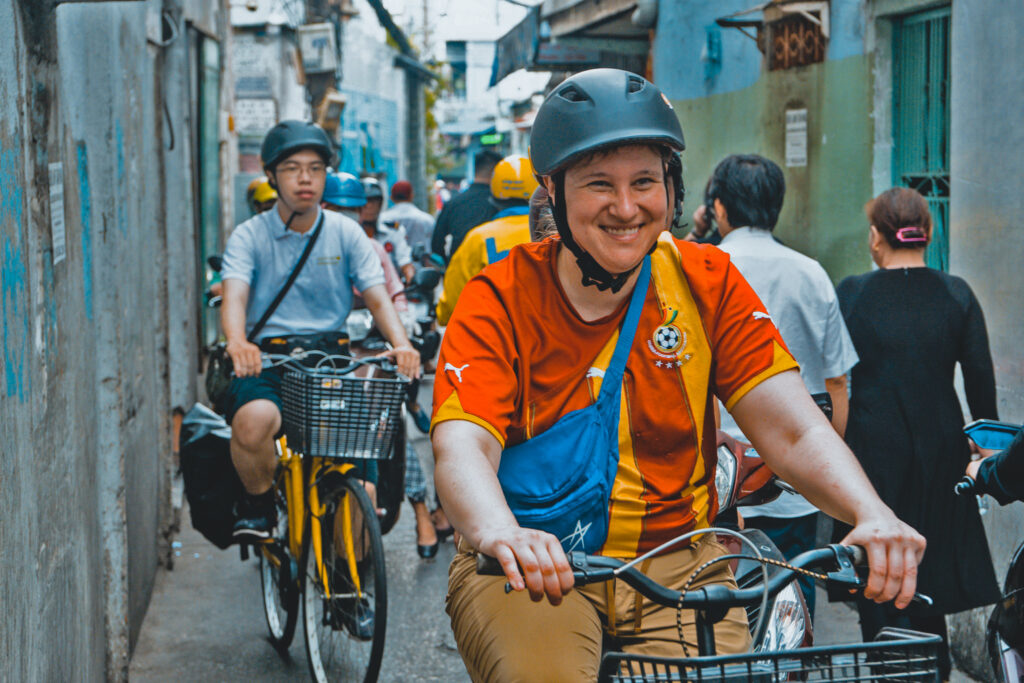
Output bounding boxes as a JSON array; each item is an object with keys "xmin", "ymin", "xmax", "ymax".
[
  {"xmin": 414, "ymin": 268, "xmax": 442, "ymax": 291},
  {"xmin": 207, "ymin": 254, "xmax": 223, "ymax": 271}
]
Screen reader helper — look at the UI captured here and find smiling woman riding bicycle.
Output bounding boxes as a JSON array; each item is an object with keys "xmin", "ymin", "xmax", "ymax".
[{"xmin": 430, "ymin": 68, "xmax": 925, "ymax": 681}]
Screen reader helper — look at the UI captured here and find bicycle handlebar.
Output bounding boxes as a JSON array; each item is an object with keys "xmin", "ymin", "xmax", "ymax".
[
  {"xmin": 261, "ymin": 351, "xmax": 404, "ymax": 379},
  {"xmin": 476, "ymin": 543, "xmax": 932, "ymax": 610},
  {"xmin": 954, "ymin": 475, "xmax": 975, "ymax": 496}
]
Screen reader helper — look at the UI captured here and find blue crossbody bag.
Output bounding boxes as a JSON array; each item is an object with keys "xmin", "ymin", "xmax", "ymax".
[{"xmin": 496, "ymin": 256, "xmax": 651, "ymax": 554}]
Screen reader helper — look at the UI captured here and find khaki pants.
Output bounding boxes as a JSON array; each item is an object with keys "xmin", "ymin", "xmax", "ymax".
[{"xmin": 446, "ymin": 534, "xmax": 752, "ymax": 682}]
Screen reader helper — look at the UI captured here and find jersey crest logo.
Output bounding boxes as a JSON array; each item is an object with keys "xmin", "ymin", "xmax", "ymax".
[{"xmin": 647, "ymin": 306, "xmax": 692, "ymax": 368}]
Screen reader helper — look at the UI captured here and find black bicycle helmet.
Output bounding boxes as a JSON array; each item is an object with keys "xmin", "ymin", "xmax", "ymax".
[
  {"xmin": 261, "ymin": 120, "xmax": 335, "ymax": 172},
  {"xmin": 529, "ymin": 69, "xmax": 686, "ymax": 292},
  {"xmin": 530, "ymin": 68, "xmax": 684, "ymax": 176},
  {"xmin": 361, "ymin": 177, "xmax": 384, "ymax": 202}
]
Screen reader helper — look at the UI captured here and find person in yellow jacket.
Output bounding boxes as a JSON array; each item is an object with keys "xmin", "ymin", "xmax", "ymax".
[{"xmin": 436, "ymin": 154, "xmax": 539, "ymax": 325}]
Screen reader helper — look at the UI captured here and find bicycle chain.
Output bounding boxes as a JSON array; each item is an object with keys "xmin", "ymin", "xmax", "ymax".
[{"xmin": 675, "ymin": 555, "xmax": 829, "ymax": 656}]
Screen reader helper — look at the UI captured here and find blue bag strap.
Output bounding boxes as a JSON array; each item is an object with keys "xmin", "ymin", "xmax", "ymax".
[{"xmin": 597, "ymin": 255, "xmax": 650, "ymax": 403}]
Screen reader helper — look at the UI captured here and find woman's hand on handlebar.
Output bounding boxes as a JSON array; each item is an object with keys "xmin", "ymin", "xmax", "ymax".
[
  {"xmin": 378, "ymin": 344, "xmax": 421, "ymax": 379},
  {"xmin": 476, "ymin": 526, "xmax": 575, "ymax": 606},
  {"xmin": 841, "ymin": 511, "xmax": 925, "ymax": 610},
  {"xmin": 226, "ymin": 338, "xmax": 262, "ymax": 377}
]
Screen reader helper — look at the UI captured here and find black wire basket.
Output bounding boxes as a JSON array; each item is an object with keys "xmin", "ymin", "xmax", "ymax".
[
  {"xmin": 280, "ymin": 366, "xmax": 407, "ymax": 460},
  {"xmin": 599, "ymin": 629, "xmax": 941, "ymax": 682}
]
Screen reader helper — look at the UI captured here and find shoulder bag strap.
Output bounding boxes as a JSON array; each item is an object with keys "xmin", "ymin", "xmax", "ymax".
[
  {"xmin": 597, "ymin": 255, "xmax": 651, "ymax": 403},
  {"xmin": 246, "ymin": 211, "xmax": 325, "ymax": 343}
]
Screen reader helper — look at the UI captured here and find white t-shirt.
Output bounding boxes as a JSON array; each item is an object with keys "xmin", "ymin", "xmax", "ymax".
[{"xmin": 717, "ymin": 227, "xmax": 859, "ymax": 518}]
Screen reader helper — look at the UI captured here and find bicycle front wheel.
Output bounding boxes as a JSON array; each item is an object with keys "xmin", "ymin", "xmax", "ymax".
[
  {"xmin": 259, "ymin": 487, "xmax": 299, "ymax": 650},
  {"xmin": 303, "ymin": 472, "xmax": 387, "ymax": 683}
]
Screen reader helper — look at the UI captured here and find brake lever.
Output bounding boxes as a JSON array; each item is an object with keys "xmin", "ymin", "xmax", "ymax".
[{"xmin": 825, "ymin": 544, "xmax": 934, "ymax": 607}]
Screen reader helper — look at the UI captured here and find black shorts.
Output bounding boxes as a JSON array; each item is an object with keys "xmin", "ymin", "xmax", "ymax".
[
  {"xmin": 224, "ymin": 367, "xmax": 284, "ymax": 425},
  {"xmin": 223, "ymin": 366, "xmax": 378, "ymax": 484}
]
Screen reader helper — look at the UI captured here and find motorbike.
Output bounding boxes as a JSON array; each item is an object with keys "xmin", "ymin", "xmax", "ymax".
[
  {"xmin": 712, "ymin": 430, "xmax": 814, "ymax": 651},
  {"xmin": 956, "ymin": 418, "xmax": 1024, "ymax": 683}
]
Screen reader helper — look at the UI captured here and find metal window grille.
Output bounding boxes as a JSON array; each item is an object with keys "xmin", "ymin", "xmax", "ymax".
[
  {"xmin": 892, "ymin": 6, "xmax": 951, "ymax": 271},
  {"xmin": 767, "ymin": 13, "xmax": 826, "ymax": 71}
]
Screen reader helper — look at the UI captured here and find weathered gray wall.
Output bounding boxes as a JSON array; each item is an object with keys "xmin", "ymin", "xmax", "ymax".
[
  {"xmin": 947, "ymin": 1, "xmax": 1024, "ymax": 678},
  {"xmin": 0, "ymin": 0, "xmax": 213, "ymax": 678}
]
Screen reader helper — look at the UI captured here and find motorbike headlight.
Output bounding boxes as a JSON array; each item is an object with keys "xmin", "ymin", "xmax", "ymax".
[
  {"xmin": 715, "ymin": 445, "xmax": 738, "ymax": 513},
  {"xmin": 346, "ymin": 309, "xmax": 374, "ymax": 342},
  {"xmin": 757, "ymin": 582, "xmax": 806, "ymax": 652}
]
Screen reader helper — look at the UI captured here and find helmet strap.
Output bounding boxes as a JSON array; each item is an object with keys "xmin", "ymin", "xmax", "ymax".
[{"xmin": 549, "ymin": 172, "xmax": 655, "ymax": 294}]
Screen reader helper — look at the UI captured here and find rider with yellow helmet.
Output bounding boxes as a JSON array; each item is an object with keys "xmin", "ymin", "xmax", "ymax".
[{"xmin": 435, "ymin": 154, "xmax": 539, "ymax": 326}]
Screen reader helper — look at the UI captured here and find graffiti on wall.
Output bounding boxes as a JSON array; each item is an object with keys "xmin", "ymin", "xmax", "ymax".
[{"xmin": 1, "ymin": 136, "xmax": 28, "ymax": 401}]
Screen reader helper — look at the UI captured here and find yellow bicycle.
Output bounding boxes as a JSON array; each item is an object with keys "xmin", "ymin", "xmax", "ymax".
[{"xmin": 253, "ymin": 351, "xmax": 407, "ymax": 683}]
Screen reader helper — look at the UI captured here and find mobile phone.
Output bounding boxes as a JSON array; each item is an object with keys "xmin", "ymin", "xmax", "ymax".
[{"xmin": 963, "ymin": 419, "xmax": 1021, "ymax": 451}]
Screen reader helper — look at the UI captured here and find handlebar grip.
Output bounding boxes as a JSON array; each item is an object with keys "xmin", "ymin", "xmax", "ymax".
[
  {"xmin": 954, "ymin": 476, "xmax": 976, "ymax": 496},
  {"xmin": 846, "ymin": 544, "xmax": 867, "ymax": 567},
  {"xmin": 476, "ymin": 554, "xmax": 505, "ymax": 576}
]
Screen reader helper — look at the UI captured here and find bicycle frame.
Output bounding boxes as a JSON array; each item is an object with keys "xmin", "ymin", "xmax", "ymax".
[{"xmin": 264, "ymin": 436, "xmax": 364, "ymax": 601}]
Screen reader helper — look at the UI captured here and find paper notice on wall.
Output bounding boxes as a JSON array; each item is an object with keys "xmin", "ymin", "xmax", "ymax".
[
  {"xmin": 785, "ymin": 109, "xmax": 808, "ymax": 167},
  {"xmin": 48, "ymin": 162, "xmax": 66, "ymax": 264},
  {"xmin": 235, "ymin": 98, "xmax": 278, "ymax": 136}
]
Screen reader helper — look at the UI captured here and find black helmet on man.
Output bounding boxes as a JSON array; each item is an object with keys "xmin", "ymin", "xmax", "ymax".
[
  {"xmin": 260, "ymin": 120, "xmax": 334, "ymax": 174},
  {"xmin": 361, "ymin": 177, "xmax": 384, "ymax": 202},
  {"xmin": 529, "ymin": 68, "xmax": 685, "ymax": 293}
]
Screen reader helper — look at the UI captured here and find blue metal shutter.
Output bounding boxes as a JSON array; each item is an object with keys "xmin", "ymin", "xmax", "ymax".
[{"xmin": 892, "ymin": 6, "xmax": 951, "ymax": 270}]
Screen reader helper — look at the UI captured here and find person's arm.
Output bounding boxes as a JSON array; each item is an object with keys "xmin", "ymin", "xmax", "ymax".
[
  {"xmin": 820, "ymin": 277, "xmax": 857, "ymax": 439},
  {"xmin": 959, "ymin": 286, "xmax": 998, "ymax": 419},
  {"xmin": 968, "ymin": 429, "xmax": 1024, "ymax": 504},
  {"xmin": 361, "ymin": 284, "xmax": 420, "ymax": 379},
  {"xmin": 825, "ymin": 374, "xmax": 849, "ymax": 437},
  {"xmin": 433, "ymin": 420, "xmax": 575, "ymax": 604},
  {"xmin": 730, "ymin": 370, "xmax": 926, "ymax": 609},
  {"xmin": 684, "ymin": 204, "xmax": 711, "ymax": 242},
  {"xmin": 221, "ymin": 279, "xmax": 263, "ymax": 377}
]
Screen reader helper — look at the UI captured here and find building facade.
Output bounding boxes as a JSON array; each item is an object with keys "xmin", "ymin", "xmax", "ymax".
[{"xmin": 0, "ymin": 0, "xmax": 231, "ymax": 678}]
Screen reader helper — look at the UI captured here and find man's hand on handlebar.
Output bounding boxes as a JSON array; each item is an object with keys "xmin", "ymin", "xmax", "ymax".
[
  {"xmin": 477, "ymin": 526, "xmax": 574, "ymax": 606},
  {"xmin": 226, "ymin": 338, "xmax": 263, "ymax": 377},
  {"xmin": 379, "ymin": 345, "xmax": 421, "ymax": 380},
  {"xmin": 841, "ymin": 511, "xmax": 925, "ymax": 610}
]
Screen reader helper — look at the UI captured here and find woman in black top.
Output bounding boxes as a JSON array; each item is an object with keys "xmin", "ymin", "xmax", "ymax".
[{"xmin": 836, "ymin": 187, "xmax": 1000, "ymax": 678}]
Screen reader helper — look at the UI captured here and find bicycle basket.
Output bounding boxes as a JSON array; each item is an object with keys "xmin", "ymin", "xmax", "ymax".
[
  {"xmin": 280, "ymin": 366, "xmax": 407, "ymax": 459},
  {"xmin": 598, "ymin": 629, "xmax": 941, "ymax": 682}
]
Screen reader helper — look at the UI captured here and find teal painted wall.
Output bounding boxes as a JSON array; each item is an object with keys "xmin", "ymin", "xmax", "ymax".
[{"xmin": 671, "ymin": 54, "xmax": 875, "ymax": 283}]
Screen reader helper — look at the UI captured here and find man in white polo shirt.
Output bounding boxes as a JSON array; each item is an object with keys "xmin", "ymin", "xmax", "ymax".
[
  {"xmin": 707, "ymin": 154, "xmax": 859, "ymax": 617},
  {"xmin": 220, "ymin": 121, "xmax": 420, "ymax": 543}
]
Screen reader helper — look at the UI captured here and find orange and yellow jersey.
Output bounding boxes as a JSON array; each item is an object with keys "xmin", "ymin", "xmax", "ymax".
[
  {"xmin": 435, "ymin": 210, "xmax": 531, "ymax": 326},
  {"xmin": 431, "ymin": 234, "xmax": 798, "ymax": 559}
]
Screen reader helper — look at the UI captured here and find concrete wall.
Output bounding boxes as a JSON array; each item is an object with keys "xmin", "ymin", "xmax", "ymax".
[
  {"xmin": 0, "ymin": 0, "xmax": 217, "ymax": 678},
  {"xmin": 947, "ymin": 1, "xmax": 1024, "ymax": 678},
  {"xmin": 654, "ymin": 0, "xmax": 875, "ymax": 282},
  {"xmin": 338, "ymin": 7, "xmax": 408, "ymax": 190}
]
